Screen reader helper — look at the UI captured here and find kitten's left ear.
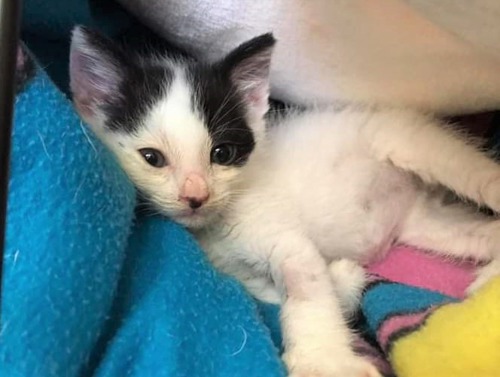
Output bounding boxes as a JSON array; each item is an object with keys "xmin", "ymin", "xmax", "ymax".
[{"xmin": 221, "ymin": 33, "xmax": 276, "ymax": 117}]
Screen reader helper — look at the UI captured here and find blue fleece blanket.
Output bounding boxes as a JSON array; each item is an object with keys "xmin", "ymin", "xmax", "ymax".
[{"xmin": 1, "ymin": 46, "xmax": 284, "ymax": 377}]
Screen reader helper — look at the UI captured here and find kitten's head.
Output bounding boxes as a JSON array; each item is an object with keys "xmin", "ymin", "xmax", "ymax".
[{"xmin": 69, "ymin": 26, "xmax": 275, "ymax": 229}]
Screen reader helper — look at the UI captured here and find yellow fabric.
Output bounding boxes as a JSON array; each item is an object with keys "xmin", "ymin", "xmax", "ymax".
[{"xmin": 391, "ymin": 277, "xmax": 500, "ymax": 377}]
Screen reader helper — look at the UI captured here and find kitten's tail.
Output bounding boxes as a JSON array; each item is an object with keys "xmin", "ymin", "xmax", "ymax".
[{"xmin": 362, "ymin": 108, "xmax": 500, "ymax": 213}]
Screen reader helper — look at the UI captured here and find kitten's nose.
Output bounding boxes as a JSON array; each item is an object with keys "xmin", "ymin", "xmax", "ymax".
[
  {"xmin": 181, "ymin": 195, "xmax": 208, "ymax": 209},
  {"xmin": 179, "ymin": 173, "xmax": 209, "ymax": 209},
  {"xmin": 188, "ymin": 198, "xmax": 204, "ymax": 209}
]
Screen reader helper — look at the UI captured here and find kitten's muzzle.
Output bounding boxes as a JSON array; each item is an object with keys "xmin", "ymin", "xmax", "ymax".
[{"xmin": 179, "ymin": 173, "xmax": 210, "ymax": 209}]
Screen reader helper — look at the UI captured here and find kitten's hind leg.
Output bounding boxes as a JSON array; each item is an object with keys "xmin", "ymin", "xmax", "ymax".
[
  {"xmin": 363, "ymin": 109, "xmax": 500, "ymax": 212},
  {"xmin": 399, "ymin": 192, "xmax": 500, "ymax": 262}
]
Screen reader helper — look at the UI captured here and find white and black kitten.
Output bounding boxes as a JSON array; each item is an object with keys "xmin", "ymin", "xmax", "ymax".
[{"xmin": 70, "ymin": 26, "xmax": 500, "ymax": 377}]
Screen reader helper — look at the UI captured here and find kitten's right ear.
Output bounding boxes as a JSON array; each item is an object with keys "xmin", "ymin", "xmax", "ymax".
[{"xmin": 70, "ymin": 26, "xmax": 126, "ymax": 125}]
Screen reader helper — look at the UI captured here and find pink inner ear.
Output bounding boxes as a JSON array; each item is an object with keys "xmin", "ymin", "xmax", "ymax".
[
  {"xmin": 70, "ymin": 52, "xmax": 100, "ymax": 118},
  {"xmin": 244, "ymin": 85, "xmax": 270, "ymax": 116},
  {"xmin": 70, "ymin": 45, "xmax": 122, "ymax": 120},
  {"xmin": 231, "ymin": 68, "xmax": 271, "ymax": 116},
  {"xmin": 73, "ymin": 92, "xmax": 95, "ymax": 119},
  {"xmin": 228, "ymin": 45, "xmax": 273, "ymax": 116}
]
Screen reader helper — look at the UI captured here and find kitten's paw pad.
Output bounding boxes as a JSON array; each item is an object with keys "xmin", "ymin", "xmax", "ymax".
[
  {"xmin": 285, "ymin": 353, "xmax": 381, "ymax": 377},
  {"xmin": 466, "ymin": 259, "xmax": 500, "ymax": 295}
]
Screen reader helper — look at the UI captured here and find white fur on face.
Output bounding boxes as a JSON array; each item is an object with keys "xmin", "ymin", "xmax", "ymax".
[
  {"xmin": 70, "ymin": 28, "xmax": 274, "ymax": 228},
  {"xmin": 102, "ymin": 69, "xmax": 244, "ymax": 228}
]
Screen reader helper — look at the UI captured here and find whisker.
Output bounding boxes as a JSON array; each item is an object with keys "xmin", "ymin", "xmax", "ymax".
[
  {"xmin": 213, "ymin": 96, "xmax": 244, "ymax": 128},
  {"xmin": 212, "ymin": 89, "xmax": 238, "ymax": 125},
  {"xmin": 212, "ymin": 117, "xmax": 249, "ymax": 135}
]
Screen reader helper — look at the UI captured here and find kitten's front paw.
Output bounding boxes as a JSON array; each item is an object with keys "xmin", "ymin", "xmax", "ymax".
[{"xmin": 284, "ymin": 352, "xmax": 381, "ymax": 377}]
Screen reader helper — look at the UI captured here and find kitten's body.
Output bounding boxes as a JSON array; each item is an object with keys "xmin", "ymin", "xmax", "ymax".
[
  {"xmin": 194, "ymin": 107, "xmax": 500, "ymax": 377},
  {"xmin": 201, "ymin": 106, "xmax": 500, "ymax": 297},
  {"xmin": 199, "ymin": 109, "xmax": 417, "ymax": 301},
  {"xmin": 70, "ymin": 28, "xmax": 500, "ymax": 377}
]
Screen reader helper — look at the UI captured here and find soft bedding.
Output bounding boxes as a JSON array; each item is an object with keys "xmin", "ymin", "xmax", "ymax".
[{"xmin": 2, "ymin": 2, "xmax": 499, "ymax": 376}]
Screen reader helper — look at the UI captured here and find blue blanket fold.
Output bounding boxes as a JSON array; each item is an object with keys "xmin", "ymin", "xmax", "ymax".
[
  {"xmin": 93, "ymin": 217, "xmax": 284, "ymax": 377},
  {"xmin": 1, "ymin": 47, "xmax": 284, "ymax": 377}
]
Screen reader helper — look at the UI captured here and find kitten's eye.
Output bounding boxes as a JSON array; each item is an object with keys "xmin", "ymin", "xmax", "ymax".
[
  {"xmin": 211, "ymin": 144, "xmax": 238, "ymax": 166},
  {"xmin": 139, "ymin": 148, "xmax": 167, "ymax": 167}
]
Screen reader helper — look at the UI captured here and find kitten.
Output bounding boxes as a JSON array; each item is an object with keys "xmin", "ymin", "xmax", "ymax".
[{"xmin": 69, "ymin": 26, "xmax": 500, "ymax": 377}]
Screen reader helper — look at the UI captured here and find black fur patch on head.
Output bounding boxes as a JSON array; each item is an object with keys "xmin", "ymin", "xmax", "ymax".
[
  {"xmin": 70, "ymin": 26, "xmax": 180, "ymax": 134},
  {"xmin": 188, "ymin": 64, "xmax": 255, "ymax": 166},
  {"xmin": 84, "ymin": 28, "xmax": 177, "ymax": 134},
  {"xmin": 184, "ymin": 33, "xmax": 276, "ymax": 167},
  {"xmin": 103, "ymin": 25, "xmax": 195, "ymax": 133},
  {"xmin": 104, "ymin": 63, "xmax": 174, "ymax": 133}
]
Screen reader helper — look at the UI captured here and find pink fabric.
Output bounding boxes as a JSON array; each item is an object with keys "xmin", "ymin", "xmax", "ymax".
[
  {"xmin": 367, "ymin": 245, "xmax": 476, "ymax": 299},
  {"xmin": 377, "ymin": 310, "xmax": 431, "ymax": 350}
]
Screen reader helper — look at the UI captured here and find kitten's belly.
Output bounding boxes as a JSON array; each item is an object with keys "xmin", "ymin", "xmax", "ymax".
[
  {"xmin": 295, "ymin": 160, "xmax": 417, "ymax": 262},
  {"xmin": 263, "ymin": 111, "xmax": 420, "ymax": 262}
]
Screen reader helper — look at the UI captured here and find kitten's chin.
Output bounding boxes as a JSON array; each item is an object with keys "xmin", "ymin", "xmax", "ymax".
[{"xmin": 171, "ymin": 211, "xmax": 217, "ymax": 230}]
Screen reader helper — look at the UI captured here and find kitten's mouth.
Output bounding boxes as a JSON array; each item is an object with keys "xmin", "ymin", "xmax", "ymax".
[
  {"xmin": 177, "ymin": 210, "xmax": 202, "ymax": 218},
  {"xmin": 175, "ymin": 207, "xmax": 208, "ymax": 221},
  {"xmin": 174, "ymin": 209, "xmax": 212, "ymax": 229}
]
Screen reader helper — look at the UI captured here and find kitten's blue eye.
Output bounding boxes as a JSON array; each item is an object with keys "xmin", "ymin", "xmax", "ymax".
[
  {"xmin": 139, "ymin": 148, "xmax": 167, "ymax": 167},
  {"xmin": 211, "ymin": 144, "xmax": 237, "ymax": 166}
]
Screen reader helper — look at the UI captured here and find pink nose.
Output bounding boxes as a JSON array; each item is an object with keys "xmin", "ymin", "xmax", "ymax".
[{"xmin": 179, "ymin": 173, "xmax": 209, "ymax": 209}]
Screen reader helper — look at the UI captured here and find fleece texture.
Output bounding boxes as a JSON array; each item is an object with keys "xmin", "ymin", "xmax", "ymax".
[
  {"xmin": 2, "ymin": 50, "xmax": 135, "ymax": 377},
  {"xmin": 0, "ymin": 47, "xmax": 284, "ymax": 377},
  {"xmin": 362, "ymin": 246, "xmax": 500, "ymax": 377},
  {"xmin": 391, "ymin": 277, "xmax": 500, "ymax": 377}
]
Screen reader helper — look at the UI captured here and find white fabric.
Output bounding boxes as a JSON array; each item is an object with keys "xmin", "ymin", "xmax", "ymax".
[{"xmin": 117, "ymin": 0, "xmax": 500, "ymax": 115}]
